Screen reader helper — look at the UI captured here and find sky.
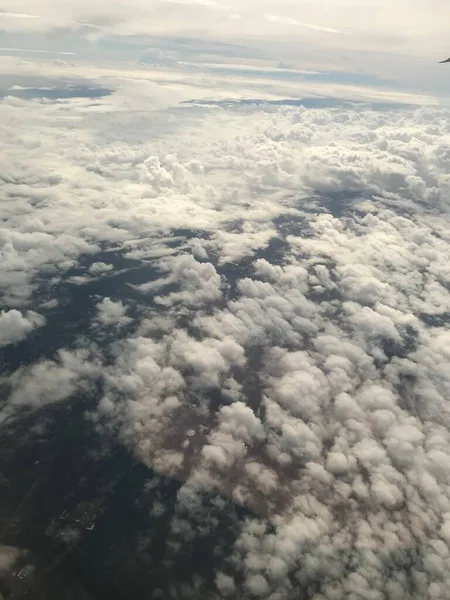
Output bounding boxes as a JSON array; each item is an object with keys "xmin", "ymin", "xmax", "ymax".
[
  {"xmin": 1, "ymin": 0, "xmax": 450, "ymax": 98},
  {"xmin": 1, "ymin": 1, "xmax": 450, "ymax": 599}
]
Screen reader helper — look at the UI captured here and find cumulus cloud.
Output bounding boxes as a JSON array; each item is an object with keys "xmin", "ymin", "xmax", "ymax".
[
  {"xmin": 88, "ymin": 261, "xmax": 114, "ymax": 275},
  {"xmin": 0, "ymin": 309, "xmax": 45, "ymax": 346},
  {"xmin": 95, "ymin": 297, "xmax": 132, "ymax": 326},
  {"xmin": 95, "ymin": 227, "xmax": 450, "ymax": 597},
  {"xmin": 97, "ymin": 198, "xmax": 450, "ymax": 596},
  {"xmin": 1, "ymin": 348, "xmax": 102, "ymax": 424},
  {"xmin": 0, "ymin": 545, "xmax": 21, "ymax": 572},
  {"xmin": 2, "ymin": 95, "xmax": 450, "ymax": 307},
  {"xmin": 134, "ymin": 254, "xmax": 223, "ymax": 308},
  {"xmin": 3, "ymin": 75, "xmax": 450, "ymax": 599}
]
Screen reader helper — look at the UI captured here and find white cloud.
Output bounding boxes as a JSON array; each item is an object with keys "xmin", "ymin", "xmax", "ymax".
[
  {"xmin": 0, "ymin": 0, "xmax": 448, "ymax": 73},
  {"xmin": 264, "ymin": 13, "xmax": 341, "ymax": 34},
  {"xmin": 95, "ymin": 186, "xmax": 450, "ymax": 595},
  {"xmin": 2, "ymin": 348, "xmax": 102, "ymax": 424},
  {"xmin": 1, "ymin": 68, "xmax": 446, "ymax": 314},
  {"xmin": 2, "ymin": 74, "xmax": 450, "ymax": 598},
  {"xmin": 245, "ymin": 573, "xmax": 270, "ymax": 597},
  {"xmin": 0, "ymin": 309, "xmax": 45, "ymax": 346},
  {"xmin": 134, "ymin": 254, "xmax": 223, "ymax": 308},
  {"xmin": 88, "ymin": 261, "xmax": 114, "ymax": 274},
  {"xmin": 215, "ymin": 572, "xmax": 236, "ymax": 596},
  {"xmin": 95, "ymin": 297, "xmax": 132, "ymax": 326}
]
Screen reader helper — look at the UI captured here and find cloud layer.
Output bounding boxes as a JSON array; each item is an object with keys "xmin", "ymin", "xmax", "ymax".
[
  {"xmin": 1, "ymin": 0, "xmax": 449, "ymax": 63},
  {"xmin": 2, "ymin": 77, "xmax": 450, "ymax": 598},
  {"xmin": 2, "ymin": 0, "xmax": 450, "ymax": 102}
]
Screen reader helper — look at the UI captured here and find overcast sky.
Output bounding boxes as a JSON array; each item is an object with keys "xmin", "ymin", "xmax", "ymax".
[{"xmin": 1, "ymin": 0, "xmax": 450, "ymax": 97}]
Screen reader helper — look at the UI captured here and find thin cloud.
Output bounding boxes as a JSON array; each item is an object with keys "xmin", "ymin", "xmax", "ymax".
[
  {"xmin": 265, "ymin": 13, "xmax": 341, "ymax": 34},
  {"xmin": 0, "ymin": 47, "xmax": 76, "ymax": 55},
  {"xmin": 0, "ymin": 11, "xmax": 40, "ymax": 19}
]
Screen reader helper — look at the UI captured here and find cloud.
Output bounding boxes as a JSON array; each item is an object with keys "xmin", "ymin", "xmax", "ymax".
[
  {"xmin": 0, "ymin": 228, "xmax": 99, "ymax": 306},
  {"xmin": 133, "ymin": 254, "xmax": 223, "ymax": 308},
  {"xmin": 0, "ymin": 0, "xmax": 444, "ymax": 58},
  {"xmin": 215, "ymin": 572, "xmax": 236, "ymax": 596},
  {"xmin": 0, "ymin": 309, "xmax": 45, "ymax": 346},
  {"xmin": 2, "ymin": 74, "xmax": 450, "ymax": 598},
  {"xmin": 88, "ymin": 262, "xmax": 114, "ymax": 274},
  {"xmin": 2, "ymin": 0, "xmax": 450, "ymax": 100},
  {"xmin": 0, "ymin": 545, "xmax": 21, "ymax": 572},
  {"xmin": 93, "ymin": 203, "xmax": 450, "ymax": 595},
  {"xmin": 95, "ymin": 297, "xmax": 132, "ymax": 326},
  {"xmin": 97, "ymin": 197, "xmax": 450, "ymax": 595},
  {"xmin": 264, "ymin": 13, "xmax": 341, "ymax": 34},
  {"xmin": 0, "ymin": 47, "xmax": 76, "ymax": 55},
  {"xmin": 1, "ymin": 348, "xmax": 102, "ymax": 424},
  {"xmin": 1, "ymin": 0, "xmax": 449, "ymax": 102}
]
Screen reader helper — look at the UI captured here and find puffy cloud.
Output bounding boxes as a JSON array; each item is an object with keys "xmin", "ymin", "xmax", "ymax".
[
  {"xmin": 3, "ymin": 77, "xmax": 450, "ymax": 599},
  {"xmin": 0, "ymin": 308, "xmax": 45, "ymax": 346},
  {"xmin": 0, "ymin": 545, "xmax": 21, "ymax": 572},
  {"xmin": 95, "ymin": 297, "xmax": 132, "ymax": 326},
  {"xmin": 215, "ymin": 572, "xmax": 236, "ymax": 596},
  {"xmin": 134, "ymin": 254, "xmax": 223, "ymax": 309},
  {"xmin": 88, "ymin": 261, "xmax": 114, "ymax": 274},
  {"xmin": 2, "ymin": 93, "xmax": 450, "ymax": 308},
  {"xmin": 0, "ymin": 229, "xmax": 99, "ymax": 306},
  {"xmin": 245, "ymin": 573, "xmax": 270, "ymax": 597},
  {"xmin": 1, "ymin": 348, "xmax": 102, "ymax": 424}
]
